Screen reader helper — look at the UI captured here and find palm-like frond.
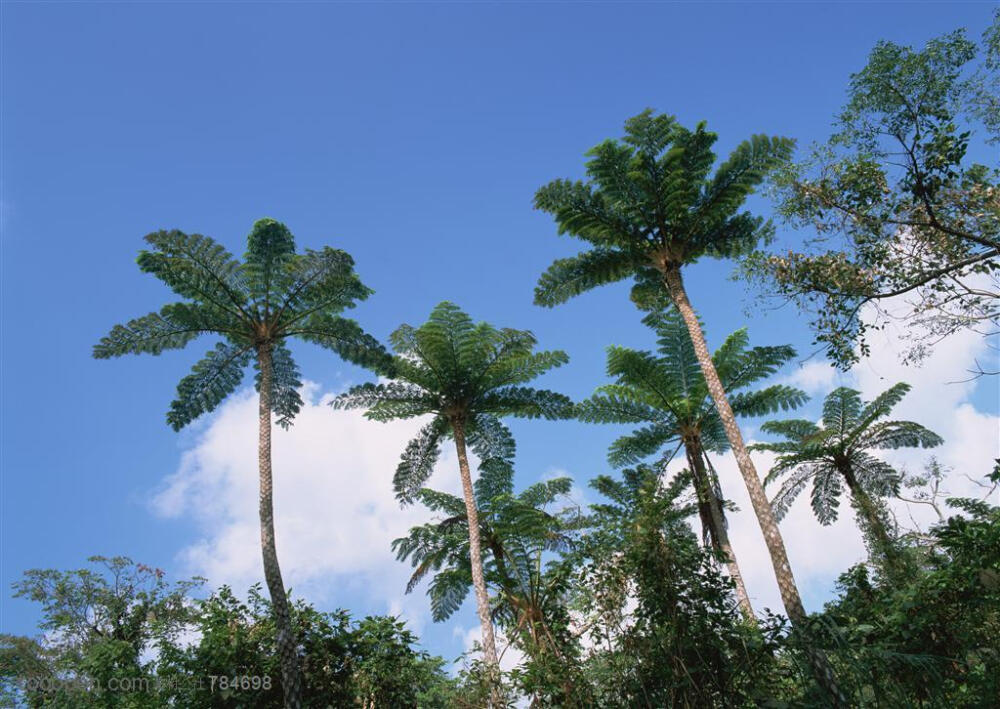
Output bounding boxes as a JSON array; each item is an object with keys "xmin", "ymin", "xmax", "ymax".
[
  {"xmin": 533, "ymin": 249, "xmax": 639, "ymax": 307},
  {"xmin": 93, "ymin": 303, "xmax": 227, "ymax": 358},
  {"xmin": 243, "ymin": 218, "xmax": 297, "ymax": 313},
  {"xmin": 288, "ymin": 313, "xmax": 392, "ymax": 374},
  {"xmin": 759, "ymin": 383, "xmax": 941, "ymax": 528},
  {"xmin": 137, "ymin": 231, "xmax": 250, "ymax": 320},
  {"xmin": 822, "ymin": 387, "xmax": 863, "ymax": 436},
  {"xmin": 811, "ymin": 466, "xmax": 844, "ymax": 525},
  {"xmin": 534, "ymin": 112, "xmax": 793, "ymax": 306},
  {"xmin": 770, "ymin": 465, "xmax": 815, "ymax": 521},
  {"xmin": 167, "ymin": 342, "xmax": 253, "ymax": 431},
  {"xmin": 581, "ymin": 312, "xmax": 805, "ymax": 470},
  {"xmin": 394, "ymin": 417, "xmax": 448, "ymax": 504},
  {"xmin": 255, "ymin": 342, "xmax": 302, "ymax": 429},
  {"xmin": 97, "ymin": 219, "xmax": 385, "ymax": 431},
  {"xmin": 428, "ymin": 568, "xmax": 472, "ymax": 623},
  {"xmin": 608, "ymin": 424, "xmax": 674, "ymax": 468},
  {"xmin": 856, "ymin": 420, "xmax": 944, "ymax": 451}
]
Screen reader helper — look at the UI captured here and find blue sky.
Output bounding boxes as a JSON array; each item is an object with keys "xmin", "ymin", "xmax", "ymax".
[{"xmin": 2, "ymin": 1, "xmax": 997, "ymax": 665}]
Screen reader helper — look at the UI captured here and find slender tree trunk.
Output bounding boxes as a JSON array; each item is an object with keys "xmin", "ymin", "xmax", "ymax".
[
  {"xmin": 662, "ymin": 266, "xmax": 846, "ymax": 706},
  {"xmin": 257, "ymin": 343, "xmax": 302, "ymax": 709},
  {"xmin": 685, "ymin": 438, "xmax": 755, "ymax": 621},
  {"xmin": 451, "ymin": 418, "xmax": 503, "ymax": 706},
  {"xmin": 839, "ymin": 464, "xmax": 901, "ymax": 574}
]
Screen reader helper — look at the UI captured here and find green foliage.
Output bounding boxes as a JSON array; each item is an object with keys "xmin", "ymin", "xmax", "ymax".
[
  {"xmin": 755, "ymin": 383, "xmax": 942, "ymax": 526},
  {"xmin": 802, "ymin": 483, "xmax": 1000, "ymax": 706},
  {"xmin": 751, "ymin": 13, "xmax": 1000, "ymax": 367},
  {"xmin": 332, "ymin": 301, "xmax": 573, "ymax": 504},
  {"xmin": 393, "ymin": 466, "xmax": 590, "ymax": 705},
  {"xmin": 569, "ymin": 466, "xmax": 785, "ymax": 707},
  {"xmin": 1, "ymin": 557, "xmax": 202, "ymax": 708},
  {"xmin": 1, "ymin": 560, "xmax": 458, "ymax": 708},
  {"xmin": 578, "ymin": 311, "xmax": 806, "ymax": 468},
  {"xmin": 533, "ymin": 110, "xmax": 794, "ymax": 310},
  {"xmin": 95, "ymin": 219, "xmax": 389, "ymax": 430}
]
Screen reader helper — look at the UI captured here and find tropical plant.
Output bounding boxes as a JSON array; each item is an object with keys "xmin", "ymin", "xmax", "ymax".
[
  {"xmin": 331, "ymin": 301, "xmax": 573, "ymax": 701},
  {"xmin": 93, "ymin": 219, "xmax": 390, "ymax": 707},
  {"xmin": 1, "ymin": 556, "xmax": 200, "ymax": 709},
  {"xmin": 753, "ymin": 383, "xmax": 942, "ymax": 572},
  {"xmin": 394, "ymin": 466, "xmax": 587, "ymax": 705},
  {"xmin": 577, "ymin": 310, "xmax": 808, "ymax": 619},
  {"xmin": 1, "ymin": 559, "xmax": 459, "ymax": 709},
  {"xmin": 807, "ymin": 470, "xmax": 1000, "ymax": 707},
  {"xmin": 530, "ymin": 109, "xmax": 851, "ymax": 688},
  {"xmin": 750, "ymin": 13, "xmax": 1000, "ymax": 368},
  {"xmin": 569, "ymin": 466, "xmax": 784, "ymax": 707}
]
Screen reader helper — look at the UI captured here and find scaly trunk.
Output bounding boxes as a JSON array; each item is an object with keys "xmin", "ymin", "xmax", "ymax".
[
  {"xmin": 839, "ymin": 463, "xmax": 901, "ymax": 575},
  {"xmin": 662, "ymin": 266, "xmax": 846, "ymax": 706},
  {"xmin": 257, "ymin": 343, "xmax": 302, "ymax": 709},
  {"xmin": 684, "ymin": 438, "xmax": 755, "ymax": 622},
  {"xmin": 451, "ymin": 418, "xmax": 503, "ymax": 706}
]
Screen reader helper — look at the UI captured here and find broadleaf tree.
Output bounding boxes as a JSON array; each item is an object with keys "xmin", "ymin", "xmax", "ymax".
[
  {"xmin": 94, "ymin": 219, "xmax": 391, "ymax": 708},
  {"xmin": 749, "ymin": 13, "xmax": 1000, "ymax": 368}
]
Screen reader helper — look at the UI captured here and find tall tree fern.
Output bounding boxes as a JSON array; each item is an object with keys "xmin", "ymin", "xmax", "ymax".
[
  {"xmin": 533, "ymin": 111, "xmax": 847, "ymax": 703},
  {"xmin": 392, "ymin": 465, "xmax": 586, "ymax": 704},
  {"xmin": 94, "ymin": 219, "xmax": 390, "ymax": 708},
  {"xmin": 577, "ymin": 311, "xmax": 808, "ymax": 619},
  {"xmin": 331, "ymin": 302, "xmax": 573, "ymax": 703}
]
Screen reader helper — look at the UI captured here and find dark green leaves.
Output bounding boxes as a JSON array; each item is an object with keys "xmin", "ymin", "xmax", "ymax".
[
  {"xmin": 757, "ymin": 383, "xmax": 941, "ymax": 526},
  {"xmin": 93, "ymin": 303, "xmax": 221, "ymax": 358},
  {"xmin": 333, "ymin": 303, "xmax": 572, "ymax": 526},
  {"xmin": 167, "ymin": 343, "xmax": 252, "ymax": 431},
  {"xmin": 533, "ymin": 250, "xmax": 640, "ymax": 308},
  {"xmin": 256, "ymin": 342, "xmax": 303, "ymax": 429},
  {"xmin": 535, "ymin": 111, "xmax": 793, "ymax": 308},
  {"xmin": 137, "ymin": 231, "xmax": 249, "ymax": 319},
  {"xmin": 97, "ymin": 218, "xmax": 382, "ymax": 431},
  {"xmin": 394, "ymin": 417, "xmax": 448, "ymax": 505},
  {"xmin": 580, "ymin": 312, "xmax": 805, "ymax": 469},
  {"xmin": 244, "ymin": 218, "xmax": 296, "ymax": 311},
  {"xmin": 289, "ymin": 313, "xmax": 393, "ymax": 375}
]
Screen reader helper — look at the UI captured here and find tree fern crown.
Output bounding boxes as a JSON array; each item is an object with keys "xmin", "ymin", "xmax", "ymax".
[
  {"xmin": 533, "ymin": 110, "xmax": 795, "ymax": 309},
  {"xmin": 753, "ymin": 383, "xmax": 943, "ymax": 524},
  {"xmin": 331, "ymin": 302, "xmax": 574, "ymax": 504},
  {"xmin": 94, "ymin": 219, "xmax": 391, "ymax": 431},
  {"xmin": 577, "ymin": 310, "xmax": 807, "ymax": 468}
]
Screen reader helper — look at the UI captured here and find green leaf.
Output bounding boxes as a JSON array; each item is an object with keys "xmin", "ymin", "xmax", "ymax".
[
  {"xmin": 394, "ymin": 417, "xmax": 447, "ymax": 504},
  {"xmin": 93, "ymin": 303, "xmax": 223, "ymax": 358},
  {"xmin": 167, "ymin": 342, "xmax": 252, "ymax": 431}
]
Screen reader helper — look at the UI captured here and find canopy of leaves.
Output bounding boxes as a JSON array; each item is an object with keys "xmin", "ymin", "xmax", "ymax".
[
  {"xmin": 94, "ymin": 219, "xmax": 390, "ymax": 430},
  {"xmin": 533, "ymin": 110, "xmax": 794, "ymax": 310},
  {"xmin": 1, "ymin": 560, "xmax": 459, "ymax": 708},
  {"xmin": 754, "ymin": 383, "xmax": 942, "ymax": 524},
  {"xmin": 578, "ymin": 310, "xmax": 806, "ymax": 468},
  {"xmin": 332, "ymin": 302, "xmax": 573, "ymax": 503},
  {"xmin": 567, "ymin": 466, "xmax": 784, "ymax": 706},
  {"xmin": 804, "ymin": 489, "xmax": 1000, "ymax": 706},
  {"xmin": 750, "ymin": 13, "xmax": 1000, "ymax": 367}
]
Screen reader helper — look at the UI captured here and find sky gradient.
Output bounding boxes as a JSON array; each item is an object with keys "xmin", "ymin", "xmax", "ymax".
[{"xmin": 2, "ymin": 1, "xmax": 997, "ymax": 664}]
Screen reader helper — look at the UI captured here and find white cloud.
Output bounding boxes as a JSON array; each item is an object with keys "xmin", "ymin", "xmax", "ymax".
[
  {"xmin": 778, "ymin": 359, "xmax": 843, "ymax": 395},
  {"xmin": 704, "ymin": 300, "xmax": 999, "ymax": 615},
  {"xmin": 151, "ymin": 381, "xmax": 463, "ymax": 632}
]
